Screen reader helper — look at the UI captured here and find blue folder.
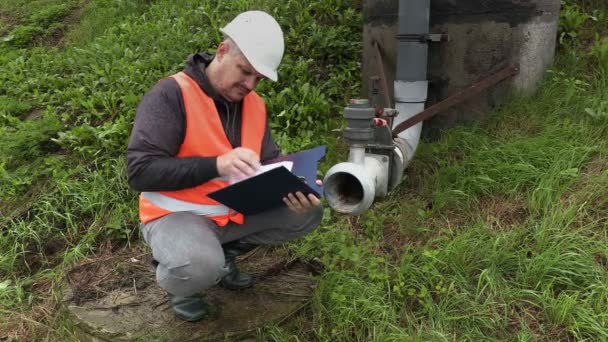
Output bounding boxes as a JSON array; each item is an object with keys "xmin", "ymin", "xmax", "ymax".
[{"xmin": 207, "ymin": 146, "xmax": 326, "ymax": 215}]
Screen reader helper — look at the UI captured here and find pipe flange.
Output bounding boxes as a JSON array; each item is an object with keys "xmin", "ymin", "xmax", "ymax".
[{"xmin": 343, "ymin": 127, "xmax": 374, "ymax": 143}]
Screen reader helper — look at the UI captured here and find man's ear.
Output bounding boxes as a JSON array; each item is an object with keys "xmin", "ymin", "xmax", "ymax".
[{"xmin": 215, "ymin": 41, "xmax": 229, "ymax": 61}]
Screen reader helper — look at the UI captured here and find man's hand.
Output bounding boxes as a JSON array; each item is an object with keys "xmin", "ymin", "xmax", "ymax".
[
  {"xmin": 216, "ymin": 147, "xmax": 261, "ymax": 181},
  {"xmin": 283, "ymin": 180, "xmax": 323, "ymax": 214}
]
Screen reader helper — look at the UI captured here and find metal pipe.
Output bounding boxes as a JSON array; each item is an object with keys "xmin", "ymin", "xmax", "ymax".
[
  {"xmin": 324, "ymin": 99, "xmax": 378, "ymax": 214},
  {"xmin": 348, "ymin": 146, "xmax": 366, "ymax": 165},
  {"xmin": 323, "ymin": 0, "xmax": 431, "ymax": 215},
  {"xmin": 396, "ymin": 0, "xmax": 430, "ymax": 82},
  {"xmin": 324, "ymin": 153, "xmax": 389, "ymax": 215},
  {"xmin": 392, "ymin": 0, "xmax": 430, "ymax": 174}
]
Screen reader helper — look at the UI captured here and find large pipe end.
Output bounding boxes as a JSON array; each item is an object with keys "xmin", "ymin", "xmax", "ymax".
[{"xmin": 323, "ymin": 162, "xmax": 375, "ymax": 215}]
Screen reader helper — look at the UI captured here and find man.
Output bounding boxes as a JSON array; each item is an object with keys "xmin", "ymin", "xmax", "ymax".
[{"xmin": 126, "ymin": 11, "xmax": 323, "ymax": 322}]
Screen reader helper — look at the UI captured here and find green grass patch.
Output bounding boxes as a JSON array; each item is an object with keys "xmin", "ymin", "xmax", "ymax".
[
  {"xmin": 0, "ymin": 0, "xmax": 80, "ymax": 48},
  {"xmin": 64, "ymin": 0, "xmax": 153, "ymax": 46}
]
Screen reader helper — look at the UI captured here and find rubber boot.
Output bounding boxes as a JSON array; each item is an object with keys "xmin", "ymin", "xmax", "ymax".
[
  {"xmin": 220, "ymin": 241, "xmax": 257, "ymax": 290},
  {"xmin": 168, "ymin": 293, "xmax": 209, "ymax": 322},
  {"xmin": 151, "ymin": 260, "xmax": 209, "ymax": 322}
]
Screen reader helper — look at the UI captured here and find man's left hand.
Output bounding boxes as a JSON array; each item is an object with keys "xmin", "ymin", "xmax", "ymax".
[{"xmin": 283, "ymin": 180, "xmax": 322, "ymax": 214}]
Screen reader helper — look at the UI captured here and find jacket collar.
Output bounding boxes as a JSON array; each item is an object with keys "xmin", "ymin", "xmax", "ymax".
[{"xmin": 184, "ymin": 52, "xmax": 231, "ymax": 104}]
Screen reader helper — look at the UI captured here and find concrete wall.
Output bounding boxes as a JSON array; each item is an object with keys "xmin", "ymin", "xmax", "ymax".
[{"xmin": 362, "ymin": 0, "xmax": 561, "ymax": 134}]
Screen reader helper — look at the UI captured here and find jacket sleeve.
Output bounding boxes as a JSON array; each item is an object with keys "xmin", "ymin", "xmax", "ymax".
[
  {"xmin": 126, "ymin": 78, "xmax": 219, "ymax": 192},
  {"xmin": 260, "ymin": 119, "xmax": 281, "ymax": 163}
]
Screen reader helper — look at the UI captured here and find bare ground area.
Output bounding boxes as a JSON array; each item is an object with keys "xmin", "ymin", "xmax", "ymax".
[
  {"xmin": 63, "ymin": 243, "xmax": 320, "ymax": 341},
  {"xmin": 0, "ymin": 11, "xmax": 19, "ymax": 34}
]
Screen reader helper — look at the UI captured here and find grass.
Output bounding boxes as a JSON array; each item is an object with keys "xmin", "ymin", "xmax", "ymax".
[
  {"xmin": 1, "ymin": 0, "xmax": 608, "ymax": 340},
  {"xmin": 0, "ymin": 0, "xmax": 81, "ymax": 47}
]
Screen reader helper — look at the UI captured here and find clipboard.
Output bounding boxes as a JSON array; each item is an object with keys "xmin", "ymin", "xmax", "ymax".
[{"xmin": 207, "ymin": 146, "xmax": 326, "ymax": 215}]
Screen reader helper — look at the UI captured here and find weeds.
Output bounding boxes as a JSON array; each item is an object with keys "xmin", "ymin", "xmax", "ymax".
[
  {"xmin": 558, "ymin": 0, "xmax": 597, "ymax": 44},
  {"xmin": 0, "ymin": 0, "xmax": 79, "ymax": 47},
  {"xmin": 1, "ymin": 0, "xmax": 608, "ymax": 340},
  {"xmin": 313, "ymin": 271, "xmax": 407, "ymax": 341}
]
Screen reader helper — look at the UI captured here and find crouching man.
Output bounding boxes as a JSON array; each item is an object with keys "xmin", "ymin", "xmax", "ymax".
[{"xmin": 126, "ymin": 11, "xmax": 323, "ymax": 322}]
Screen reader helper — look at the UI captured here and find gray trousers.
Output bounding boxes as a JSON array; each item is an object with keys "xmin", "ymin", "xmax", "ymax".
[{"xmin": 141, "ymin": 206, "xmax": 323, "ymax": 296}]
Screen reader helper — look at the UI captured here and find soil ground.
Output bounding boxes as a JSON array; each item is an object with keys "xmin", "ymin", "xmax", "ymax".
[{"xmin": 64, "ymin": 244, "xmax": 319, "ymax": 341}]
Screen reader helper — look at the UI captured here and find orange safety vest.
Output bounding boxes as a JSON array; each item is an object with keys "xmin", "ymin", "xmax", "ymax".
[{"xmin": 138, "ymin": 71, "xmax": 266, "ymax": 226}]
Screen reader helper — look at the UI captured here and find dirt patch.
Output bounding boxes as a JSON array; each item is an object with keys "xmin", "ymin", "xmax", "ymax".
[
  {"xmin": 27, "ymin": 237, "xmax": 68, "ymax": 269},
  {"xmin": 0, "ymin": 11, "xmax": 20, "ymax": 34},
  {"xmin": 371, "ymin": 192, "xmax": 467, "ymax": 260},
  {"xmin": 36, "ymin": 2, "xmax": 88, "ymax": 48},
  {"xmin": 0, "ymin": 302, "xmax": 56, "ymax": 341},
  {"xmin": 66, "ymin": 244, "xmax": 150, "ymax": 305},
  {"xmin": 428, "ymin": 205, "xmax": 474, "ymax": 229},
  {"xmin": 478, "ymin": 195, "xmax": 529, "ymax": 228},
  {"xmin": 427, "ymin": 194, "xmax": 529, "ymax": 232},
  {"xmin": 506, "ymin": 303, "xmax": 574, "ymax": 341},
  {"xmin": 563, "ymin": 155, "xmax": 608, "ymax": 195},
  {"xmin": 19, "ymin": 108, "xmax": 42, "ymax": 121},
  {"xmin": 1, "ymin": 2, "xmax": 89, "ymax": 48},
  {"xmin": 585, "ymin": 155, "xmax": 608, "ymax": 175},
  {"xmin": 560, "ymin": 155, "xmax": 608, "ymax": 230},
  {"xmin": 378, "ymin": 221, "xmax": 422, "ymax": 260},
  {"xmin": 593, "ymin": 252, "xmax": 608, "ymax": 271},
  {"xmin": 64, "ymin": 243, "xmax": 319, "ymax": 341},
  {"xmin": 12, "ymin": 235, "xmax": 68, "ymax": 278},
  {"xmin": 374, "ymin": 195, "xmax": 529, "ymax": 265},
  {"xmin": 0, "ymin": 179, "xmax": 53, "ymax": 222}
]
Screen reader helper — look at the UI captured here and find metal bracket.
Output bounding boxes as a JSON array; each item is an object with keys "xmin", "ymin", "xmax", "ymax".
[
  {"xmin": 372, "ymin": 40, "xmax": 392, "ymax": 108},
  {"xmin": 396, "ymin": 33, "xmax": 450, "ymax": 43},
  {"xmin": 427, "ymin": 33, "xmax": 450, "ymax": 42},
  {"xmin": 392, "ymin": 64, "xmax": 520, "ymax": 137}
]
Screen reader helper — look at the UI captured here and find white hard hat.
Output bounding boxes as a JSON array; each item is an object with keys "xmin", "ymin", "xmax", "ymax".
[{"xmin": 220, "ymin": 11, "xmax": 284, "ymax": 82}]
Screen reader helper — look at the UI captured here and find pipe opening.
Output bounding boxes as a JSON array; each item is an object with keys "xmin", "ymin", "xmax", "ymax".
[{"xmin": 324, "ymin": 172, "xmax": 364, "ymax": 212}]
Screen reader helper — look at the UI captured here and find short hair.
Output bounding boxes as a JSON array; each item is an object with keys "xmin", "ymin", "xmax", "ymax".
[{"xmin": 222, "ymin": 37, "xmax": 242, "ymax": 56}]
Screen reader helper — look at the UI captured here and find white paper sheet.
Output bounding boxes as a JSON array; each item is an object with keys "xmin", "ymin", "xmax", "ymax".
[{"xmin": 229, "ymin": 161, "xmax": 293, "ymax": 184}]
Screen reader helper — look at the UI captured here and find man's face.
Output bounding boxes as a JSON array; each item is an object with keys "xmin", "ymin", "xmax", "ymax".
[{"xmin": 215, "ymin": 45, "xmax": 265, "ymax": 102}]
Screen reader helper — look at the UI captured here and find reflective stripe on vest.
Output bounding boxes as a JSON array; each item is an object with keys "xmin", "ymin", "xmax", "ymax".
[
  {"xmin": 138, "ymin": 71, "xmax": 266, "ymax": 226},
  {"xmin": 141, "ymin": 192, "xmax": 230, "ymax": 216}
]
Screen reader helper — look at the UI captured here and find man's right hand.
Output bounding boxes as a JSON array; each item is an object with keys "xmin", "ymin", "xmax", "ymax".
[{"xmin": 216, "ymin": 147, "xmax": 261, "ymax": 181}]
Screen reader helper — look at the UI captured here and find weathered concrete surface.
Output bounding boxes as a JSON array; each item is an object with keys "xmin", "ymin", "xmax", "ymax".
[
  {"xmin": 364, "ymin": 0, "xmax": 559, "ymax": 26},
  {"xmin": 63, "ymin": 246, "xmax": 318, "ymax": 341},
  {"xmin": 361, "ymin": 0, "xmax": 560, "ymax": 133}
]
